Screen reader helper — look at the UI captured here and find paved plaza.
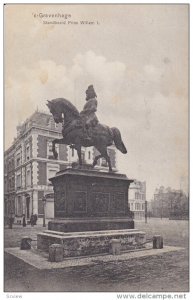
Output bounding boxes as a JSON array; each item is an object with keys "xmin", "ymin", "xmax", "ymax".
[{"xmin": 4, "ymin": 218, "xmax": 189, "ymax": 292}]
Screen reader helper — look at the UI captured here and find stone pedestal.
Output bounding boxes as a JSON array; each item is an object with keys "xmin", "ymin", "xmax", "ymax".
[
  {"xmin": 48, "ymin": 167, "xmax": 134, "ymax": 232},
  {"xmin": 37, "ymin": 166, "xmax": 144, "ymax": 259}
]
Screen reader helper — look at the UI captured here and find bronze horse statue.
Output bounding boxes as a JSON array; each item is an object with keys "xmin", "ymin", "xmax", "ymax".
[{"xmin": 46, "ymin": 98, "xmax": 127, "ymax": 172}]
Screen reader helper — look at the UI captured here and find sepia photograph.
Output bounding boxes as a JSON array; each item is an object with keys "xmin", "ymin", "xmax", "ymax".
[{"xmin": 3, "ymin": 3, "xmax": 189, "ymax": 296}]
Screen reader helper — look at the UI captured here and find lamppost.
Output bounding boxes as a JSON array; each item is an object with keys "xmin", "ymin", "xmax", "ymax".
[
  {"xmin": 9, "ymin": 212, "xmax": 14, "ymax": 229},
  {"xmin": 42, "ymin": 196, "xmax": 47, "ymax": 227},
  {"xmin": 145, "ymin": 200, "xmax": 148, "ymax": 223}
]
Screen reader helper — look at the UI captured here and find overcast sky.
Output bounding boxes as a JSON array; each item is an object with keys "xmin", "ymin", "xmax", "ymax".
[{"xmin": 4, "ymin": 4, "xmax": 189, "ymax": 198}]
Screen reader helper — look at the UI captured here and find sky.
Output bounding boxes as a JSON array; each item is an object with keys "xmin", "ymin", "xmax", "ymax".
[{"xmin": 4, "ymin": 4, "xmax": 189, "ymax": 198}]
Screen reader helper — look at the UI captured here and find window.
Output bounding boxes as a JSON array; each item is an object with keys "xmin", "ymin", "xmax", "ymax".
[
  {"xmin": 47, "ymin": 164, "xmax": 59, "ymax": 184},
  {"xmin": 47, "ymin": 141, "xmax": 58, "ymax": 159},
  {"xmin": 135, "ymin": 203, "xmax": 140, "ymax": 210},
  {"xmin": 26, "ymin": 169, "xmax": 31, "ymax": 186},
  {"xmin": 17, "ymin": 196, "xmax": 23, "ymax": 216},
  {"xmin": 72, "ymin": 148, "xmax": 74, "ymax": 157},
  {"xmin": 26, "ymin": 145, "xmax": 30, "ymax": 160},
  {"xmin": 16, "ymin": 174, "xmax": 21, "ymax": 188},
  {"xmin": 16, "ymin": 152, "xmax": 21, "ymax": 167},
  {"xmin": 48, "ymin": 141, "xmax": 53, "ymax": 157},
  {"xmin": 16, "ymin": 157, "xmax": 20, "ymax": 166}
]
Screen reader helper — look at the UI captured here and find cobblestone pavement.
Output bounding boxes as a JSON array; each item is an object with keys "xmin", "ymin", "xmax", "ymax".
[{"xmin": 4, "ymin": 219, "xmax": 189, "ymax": 292}]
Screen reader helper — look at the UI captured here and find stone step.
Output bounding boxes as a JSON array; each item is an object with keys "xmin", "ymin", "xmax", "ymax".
[
  {"xmin": 43, "ymin": 228, "xmax": 143, "ymax": 238},
  {"xmin": 48, "ymin": 217, "xmax": 134, "ymax": 232},
  {"xmin": 37, "ymin": 229, "xmax": 146, "ymax": 258}
]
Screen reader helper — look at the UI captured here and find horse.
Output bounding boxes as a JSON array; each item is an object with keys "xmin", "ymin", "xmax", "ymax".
[{"xmin": 46, "ymin": 98, "xmax": 127, "ymax": 172}]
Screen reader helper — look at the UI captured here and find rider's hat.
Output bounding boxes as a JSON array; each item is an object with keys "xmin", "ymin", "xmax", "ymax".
[{"xmin": 86, "ymin": 85, "xmax": 97, "ymax": 99}]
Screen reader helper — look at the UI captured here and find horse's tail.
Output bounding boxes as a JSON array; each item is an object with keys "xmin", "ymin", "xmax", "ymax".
[{"xmin": 111, "ymin": 127, "xmax": 127, "ymax": 154}]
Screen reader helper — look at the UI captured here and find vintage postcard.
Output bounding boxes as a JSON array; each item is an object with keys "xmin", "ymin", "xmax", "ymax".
[{"xmin": 4, "ymin": 3, "xmax": 189, "ymax": 297}]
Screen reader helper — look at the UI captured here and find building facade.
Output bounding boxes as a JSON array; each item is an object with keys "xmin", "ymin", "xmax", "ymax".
[
  {"xmin": 4, "ymin": 111, "xmax": 117, "ymax": 223},
  {"xmin": 128, "ymin": 180, "xmax": 146, "ymax": 219},
  {"xmin": 151, "ymin": 186, "xmax": 170, "ymax": 218}
]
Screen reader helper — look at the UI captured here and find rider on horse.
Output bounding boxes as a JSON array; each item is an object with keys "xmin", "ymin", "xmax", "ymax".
[
  {"xmin": 46, "ymin": 88, "xmax": 127, "ymax": 171},
  {"xmin": 80, "ymin": 85, "xmax": 99, "ymax": 142}
]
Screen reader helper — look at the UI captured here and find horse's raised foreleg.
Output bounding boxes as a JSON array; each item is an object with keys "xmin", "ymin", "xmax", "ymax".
[{"xmin": 52, "ymin": 138, "xmax": 66, "ymax": 159}]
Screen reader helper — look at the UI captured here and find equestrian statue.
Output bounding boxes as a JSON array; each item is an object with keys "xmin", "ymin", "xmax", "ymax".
[{"xmin": 46, "ymin": 85, "xmax": 127, "ymax": 172}]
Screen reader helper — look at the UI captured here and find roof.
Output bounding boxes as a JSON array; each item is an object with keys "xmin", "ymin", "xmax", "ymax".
[
  {"xmin": 30, "ymin": 111, "xmax": 51, "ymax": 127},
  {"xmin": 5, "ymin": 110, "xmax": 61, "ymax": 153}
]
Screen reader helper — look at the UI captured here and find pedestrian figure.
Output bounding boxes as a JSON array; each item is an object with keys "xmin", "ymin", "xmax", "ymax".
[
  {"xmin": 9, "ymin": 213, "xmax": 14, "ymax": 229},
  {"xmin": 30, "ymin": 213, "xmax": 35, "ymax": 227},
  {"xmin": 22, "ymin": 214, "xmax": 26, "ymax": 227},
  {"xmin": 34, "ymin": 214, "xmax": 38, "ymax": 225}
]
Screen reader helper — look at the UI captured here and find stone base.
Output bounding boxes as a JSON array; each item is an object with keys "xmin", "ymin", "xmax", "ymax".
[
  {"xmin": 37, "ymin": 229, "xmax": 146, "ymax": 258},
  {"xmin": 5, "ymin": 245, "xmax": 184, "ymax": 270},
  {"xmin": 48, "ymin": 217, "xmax": 134, "ymax": 232}
]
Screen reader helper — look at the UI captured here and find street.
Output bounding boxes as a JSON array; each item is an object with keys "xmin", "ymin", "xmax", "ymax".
[{"xmin": 4, "ymin": 218, "xmax": 189, "ymax": 292}]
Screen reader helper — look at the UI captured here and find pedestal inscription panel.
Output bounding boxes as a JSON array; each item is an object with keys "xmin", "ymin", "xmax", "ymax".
[
  {"xmin": 55, "ymin": 191, "xmax": 66, "ymax": 217},
  {"xmin": 92, "ymin": 192, "xmax": 110, "ymax": 214},
  {"xmin": 73, "ymin": 191, "xmax": 87, "ymax": 213},
  {"xmin": 111, "ymin": 192, "xmax": 125, "ymax": 213}
]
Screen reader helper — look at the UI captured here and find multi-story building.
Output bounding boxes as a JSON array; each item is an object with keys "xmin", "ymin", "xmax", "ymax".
[
  {"xmin": 151, "ymin": 186, "xmax": 170, "ymax": 218},
  {"xmin": 128, "ymin": 180, "xmax": 146, "ymax": 219},
  {"xmin": 4, "ymin": 144, "xmax": 15, "ymax": 220},
  {"xmin": 4, "ymin": 110, "xmax": 117, "ymax": 223}
]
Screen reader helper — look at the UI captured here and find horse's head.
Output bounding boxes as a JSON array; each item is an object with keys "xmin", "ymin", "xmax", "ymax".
[{"xmin": 46, "ymin": 100, "xmax": 63, "ymax": 123}]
